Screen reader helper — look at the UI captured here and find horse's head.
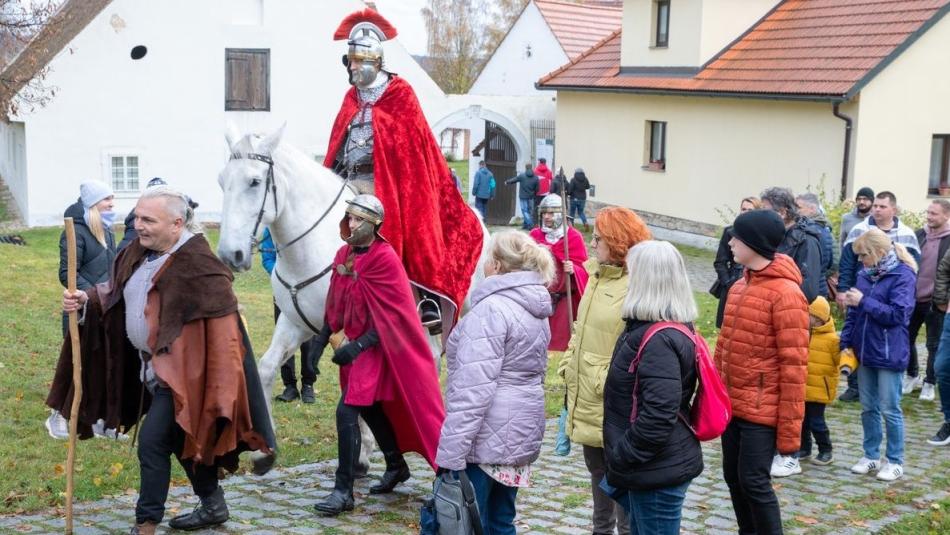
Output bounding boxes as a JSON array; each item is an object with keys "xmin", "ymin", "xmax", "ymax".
[{"xmin": 217, "ymin": 123, "xmax": 285, "ymax": 271}]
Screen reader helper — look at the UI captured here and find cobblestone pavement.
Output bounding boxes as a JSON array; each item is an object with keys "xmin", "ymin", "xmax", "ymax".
[{"xmin": 5, "ymin": 385, "xmax": 949, "ymax": 535}]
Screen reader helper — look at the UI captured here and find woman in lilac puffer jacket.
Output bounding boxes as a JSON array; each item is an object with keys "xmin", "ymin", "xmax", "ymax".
[{"xmin": 436, "ymin": 230, "xmax": 555, "ymax": 534}]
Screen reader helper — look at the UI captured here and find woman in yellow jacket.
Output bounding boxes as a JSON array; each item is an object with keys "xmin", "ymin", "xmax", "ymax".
[{"xmin": 558, "ymin": 207, "xmax": 650, "ymax": 535}]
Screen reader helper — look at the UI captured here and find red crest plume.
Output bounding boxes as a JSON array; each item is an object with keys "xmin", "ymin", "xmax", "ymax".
[{"xmin": 333, "ymin": 8, "xmax": 398, "ymax": 41}]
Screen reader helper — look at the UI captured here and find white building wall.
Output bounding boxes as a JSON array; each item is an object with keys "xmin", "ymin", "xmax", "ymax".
[
  {"xmin": 851, "ymin": 14, "xmax": 950, "ymax": 215},
  {"xmin": 13, "ymin": 0, "xmax": 448, "ymax": 226},
  {"xmin": 553, "ymin": 91, "xmax": 850, "ymax": 226},
  {"xmin": 0, "ymin": 121, "xmax": 27, "ymax": 220},
  {"xmin": 469, "ymin": 1, "xmax": 568, "ymax": 96}
]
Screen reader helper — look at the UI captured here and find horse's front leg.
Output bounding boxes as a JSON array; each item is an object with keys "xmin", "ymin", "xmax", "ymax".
[{"xmin": 250, "ymin": 314, "xmax": 313, "ymax": 475}]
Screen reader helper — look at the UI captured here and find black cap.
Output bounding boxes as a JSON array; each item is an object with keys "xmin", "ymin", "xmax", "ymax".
[
  {"xmin": 732, "ymin": 209, "xmax": 785, "ymax": 260},
  {"xmin": 856, "ymin": 186, "xmax": 874, "ymax": 200}
]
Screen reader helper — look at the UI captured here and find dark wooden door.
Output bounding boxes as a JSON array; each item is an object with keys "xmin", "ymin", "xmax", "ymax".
[{"xmin": 483, "ymin": 121, "xmax": 517, "ymax": 225}]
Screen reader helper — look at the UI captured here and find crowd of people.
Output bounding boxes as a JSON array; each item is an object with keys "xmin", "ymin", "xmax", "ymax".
[{"xmin": 712, "ymin": 186, "xmax": 950, "ymax": 489}]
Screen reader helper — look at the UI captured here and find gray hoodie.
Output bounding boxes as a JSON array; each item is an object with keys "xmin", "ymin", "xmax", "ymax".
[{"xmin": 436, "ymin": 270, "xmax": 553, "ymax": 470}]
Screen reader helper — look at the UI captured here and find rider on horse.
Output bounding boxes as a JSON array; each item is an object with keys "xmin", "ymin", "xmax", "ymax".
[{"xmin": 325, "ymin": 8, "xmax": 482, "ymax": 335}]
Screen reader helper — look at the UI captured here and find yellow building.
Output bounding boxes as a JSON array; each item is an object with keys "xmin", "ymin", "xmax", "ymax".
[{"xmin": 537, "ymin": 0, "xmax": 950, "ymax": 233}]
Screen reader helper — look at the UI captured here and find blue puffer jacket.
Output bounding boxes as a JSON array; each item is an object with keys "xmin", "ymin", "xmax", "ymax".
[{"xmin": 840, "ymin": 262, "xmax": 917, "ymax": 371}]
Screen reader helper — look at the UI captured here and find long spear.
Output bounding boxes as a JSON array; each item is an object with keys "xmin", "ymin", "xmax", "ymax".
[
  {"xmin": 558, "ymin": 167, "xmax": 574, "ymax": 334},
  {"xmin": 63, "ymin": 217, "xmax": 83, "ymax": 535}
]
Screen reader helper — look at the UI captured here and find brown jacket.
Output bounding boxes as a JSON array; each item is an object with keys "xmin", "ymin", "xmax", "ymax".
[
  {"xmin": 47, "ymin": 235, "xmax": 272, "ymax": 467},
  {"xmin": 714, "ymin": 254, "xmax": 809, "ymax": 454}
]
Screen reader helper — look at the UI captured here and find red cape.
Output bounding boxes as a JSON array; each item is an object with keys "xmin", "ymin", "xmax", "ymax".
[
  {"xmin": 325, "ymin": 239, "xmax": 445, "ymax": 469},
  {"xmin": 530, "ymin": 227, "xmax": 589, "ymax": 350},
  {"xmin": 325, "ymin": 76, "xmax": 482, "ymax": 318}
]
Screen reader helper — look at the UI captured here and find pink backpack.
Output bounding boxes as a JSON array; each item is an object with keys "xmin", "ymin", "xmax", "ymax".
[{"xmin": 629, "ymin": 322, "xmax": 732, "ymax": 441}]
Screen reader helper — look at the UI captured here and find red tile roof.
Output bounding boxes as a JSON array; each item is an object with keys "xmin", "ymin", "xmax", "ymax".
[
  {"xmin": 534, "ymin": 0, "xmax": 623, "ymax": 59},
  {"xmin": 538, "ymin": 0, "xmax": 950, "ymax": 100}
]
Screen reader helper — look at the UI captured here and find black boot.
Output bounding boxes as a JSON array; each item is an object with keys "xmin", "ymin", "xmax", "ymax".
[
  {"xmin": 419, "ymin": 296, "xmax": 442, "ymax": 335},
  {"xmin": 276, "ymin": 384, "xmax": 300, "ymax": 402},
  {"xmin": 301, "ymin": 384, "xmax": 316, "ymax": 404},
  {"xmin": 370, "ymin": 452, "xmax": 410, "ymax": 494},
  {"xmin": 168, "ymin": 487, "xmax": 229, "ymax": 530},
  {"xmin": 812, "ymin": 430, "xmax": 834, "ymax": 465},
  {"xmin": 315, "ymin": 421, "xmax": 360, "ymax": 516}
]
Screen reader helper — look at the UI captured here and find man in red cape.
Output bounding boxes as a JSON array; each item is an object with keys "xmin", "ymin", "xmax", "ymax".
[
  {"xmin": 311, "ymin": 194, "xmax": 444, "ymax": 516},
  {"xmin": 530, "ymin": 194, "xmax": 589, "ymax": 351},
  {"xmin": 324, "ymin": 9, "xmax": 481, "ymax": 334}
]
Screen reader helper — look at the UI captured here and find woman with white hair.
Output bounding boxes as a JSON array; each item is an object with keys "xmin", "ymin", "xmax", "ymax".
[{"xmin": 602, "ymin": 240, "xmax": 703, "ymax": 534}]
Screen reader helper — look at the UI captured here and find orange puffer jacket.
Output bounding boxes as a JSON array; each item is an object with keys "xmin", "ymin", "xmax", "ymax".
[{"xmin": 715, "ymin": 254, "xmax": 810, "ymax": 454}]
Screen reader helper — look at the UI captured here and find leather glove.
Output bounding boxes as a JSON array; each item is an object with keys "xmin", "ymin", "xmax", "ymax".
[
  {"xmin": 311, "ymin": 323, "xmax": 332, "ymax": 355},
  {"xmin": 332, "ymin": 330, "xmax": 379, "ymax": 365}
]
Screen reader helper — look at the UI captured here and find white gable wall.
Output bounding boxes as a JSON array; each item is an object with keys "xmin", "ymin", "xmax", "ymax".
[
  {"xmin": 14, "ymin": 0, "xmax": 447, "ymax": 226},
  {"xmin": 469, "ymin": 1, "xmax": 567, "ymax": 96}
]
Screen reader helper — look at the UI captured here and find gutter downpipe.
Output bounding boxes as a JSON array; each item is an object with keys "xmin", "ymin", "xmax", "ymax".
[{"xmin": 832, "ymin": 102, "xmax": 853, "ymax": 201}]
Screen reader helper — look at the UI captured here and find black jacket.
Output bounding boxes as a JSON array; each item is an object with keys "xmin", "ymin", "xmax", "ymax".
[
  {"xmin": 603, "ymin": 320, "xmax": 703, "ymax": 491},
  {"xmin": 712, "ymin": 226, "xmax": 743, "ymax": 328},
  {"xmin": 569, "ymin": 172, "xmax": 590, "ymax": 200},
  {"xmin": 117, "ymin": 210, "xmax": 137, "ymax": 252},
  {"xmin": 505, "ymin": 170, "xmax": 539, "ymax": 200},
  {"xmin": 778, "ymin": 217, "xmax": 822, "ymax": 303},
  {"xmin": 59, "ymin": 200, "xmax": 117, "ymax": 290}
]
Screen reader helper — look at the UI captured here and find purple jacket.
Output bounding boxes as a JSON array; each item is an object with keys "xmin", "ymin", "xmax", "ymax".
[
  {"xmin": 840, "ymin": 263, "xmax": 916, "ymax": 371},
  {"xmin": 435, "ymin": 270, "xmax": 553, "ymax": 470}
]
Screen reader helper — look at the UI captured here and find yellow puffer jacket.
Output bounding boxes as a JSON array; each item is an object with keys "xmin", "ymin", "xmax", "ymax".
[
  {"xmin": 558, "ymin": 259, "xmax": 627, "ymax": 448},
  {"xmin": 806, "ymin": 306, "xmax": 841, "ymax": 404}
]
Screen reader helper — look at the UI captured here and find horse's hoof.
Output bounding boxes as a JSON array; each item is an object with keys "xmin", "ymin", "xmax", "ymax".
[{"xmin": 251, "ymin": 450, "xmax": 277, "ymax": 476}]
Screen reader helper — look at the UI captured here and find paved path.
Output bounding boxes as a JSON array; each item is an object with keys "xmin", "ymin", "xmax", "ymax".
[{"xmin": 5, "ymin": 384, "xmax": 949, "ymax": 534}]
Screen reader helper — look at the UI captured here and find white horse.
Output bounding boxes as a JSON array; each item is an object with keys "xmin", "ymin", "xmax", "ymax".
[{"xmin": 216, "ymin": 124, "xmax": 490, "ymax": 470}]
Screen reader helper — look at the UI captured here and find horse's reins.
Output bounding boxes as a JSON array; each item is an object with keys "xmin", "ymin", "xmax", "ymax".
[{"xmin": 230, "ymin": 151, "xmax": 350, "ymax": 334}]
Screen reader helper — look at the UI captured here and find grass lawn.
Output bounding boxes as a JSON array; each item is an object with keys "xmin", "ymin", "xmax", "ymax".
[{"xmin": 0, "ymin": 224, "xmax": 716, "ymax": 514}]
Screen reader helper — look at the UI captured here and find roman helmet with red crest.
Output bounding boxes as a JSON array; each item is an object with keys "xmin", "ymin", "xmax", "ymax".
[{"xmin": 334, "ymin": 8, "xmax": 398, "ymax": 89}]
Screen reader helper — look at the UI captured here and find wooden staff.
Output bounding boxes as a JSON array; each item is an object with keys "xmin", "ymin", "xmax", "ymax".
[
  {"xmin": 64, "ymin": 217, "xmax": 83, "ymax": 535},
  {"xmin": 557, "ymin": 167, "xmax": 574, "ymax": 334}
]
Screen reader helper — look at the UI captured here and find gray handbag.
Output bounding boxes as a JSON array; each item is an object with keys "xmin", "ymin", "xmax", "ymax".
[{"xmin": 421, "ymin": 470, "xmax": 484, "ymax": 535}]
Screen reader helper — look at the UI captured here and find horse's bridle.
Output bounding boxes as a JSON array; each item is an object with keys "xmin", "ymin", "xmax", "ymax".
[{"xmin": 229, "ymin": 151, "xmax": 351, "ymax": 334}]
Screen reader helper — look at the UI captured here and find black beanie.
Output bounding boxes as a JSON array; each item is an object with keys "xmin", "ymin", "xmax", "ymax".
[
  {"xmin": 856, "ymin": 186, "xmax": 874, "ymax": 200},
  {"xmin": 732, "ymin": 209, "xmax": 785, "ymax": 260}
]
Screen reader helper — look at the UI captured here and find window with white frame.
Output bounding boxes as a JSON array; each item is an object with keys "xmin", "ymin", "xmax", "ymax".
[
  {"xmin": 111, "ymin": 155, "xmax": 140, "ymax": 192},
  {"xmin": 930, "ymin": 135, "xmax": 950, "ymax": 195},
  {"xmin": 655, "ymin": 0, "xmax": 670, "ymax": 47},
  {"xmin": 644, "ymin": 120, "xmax": 666, "ymax": 171}
]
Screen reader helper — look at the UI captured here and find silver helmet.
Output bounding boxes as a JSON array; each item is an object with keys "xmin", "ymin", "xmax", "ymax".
[
  {"xmin": 341, "ymin": 194, "xmax": 384, "ymax": 245},
  {"xmin": 346, "ymin": 30, "xmax": 384, "ymax": 89},
  {"xmin": 538, "ymin": 193, "xmax": 564, "ymax": 214}
]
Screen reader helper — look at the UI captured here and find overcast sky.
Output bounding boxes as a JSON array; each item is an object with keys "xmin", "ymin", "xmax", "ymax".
[{"xmin": 373, "ymin": 0, "xmax": 429, "ymax": 56}]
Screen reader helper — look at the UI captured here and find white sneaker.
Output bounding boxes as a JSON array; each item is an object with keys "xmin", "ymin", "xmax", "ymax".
[
  {"xmin": 876, "ymin": 462, "xmax": 903, "ymax": 481},
  {"xmin": 92, "ymin": 419, "xmax": 129, "ymax": 441},
  {"xmin": 45, "ymin": 410, "xmax": 69, "ymax": 440},
  {"xmin": 770, "ymin": 455, "xmax": 801, "ymax": 477},
  {"xmin": 902, "ymin": 375, "xmax": 922, "ymax": 394},
  {"xmin": 850, "ymin": 456, "xmax": 881, "ymax": 474},
  {"xmin": 920, "ymin": 383, "xmax": 936, "ymax": 401}
]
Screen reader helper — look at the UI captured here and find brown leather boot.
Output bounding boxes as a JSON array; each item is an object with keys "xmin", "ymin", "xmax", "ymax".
[{"xmin": 129, "ymin": 521, "xmax": 157, "ymax": 535}]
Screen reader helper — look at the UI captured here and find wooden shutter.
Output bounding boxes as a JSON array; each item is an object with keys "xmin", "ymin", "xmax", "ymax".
[{"xmin": 225, "ymin": 49, "xmax": 270, "ymax": 111}]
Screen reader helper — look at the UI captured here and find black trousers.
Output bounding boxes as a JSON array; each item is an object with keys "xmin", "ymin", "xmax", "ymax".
[
  {"xmin": 334, "ymin": 394, "xmax": 402, "ymax": 487},
  {"xmin": 908, "ymin": 301, "xmax": 944, "ymax": 384},
  {"xmin": 800, "ymin": 402, "xmax": 832, "ymax": 455},
  {"xmin": 274, "ymin": 302, "xmax": 320, "ymax": 387},
  {"xmin": 721, "ymin": 418, "xmax": 783, "ymax": 535},
  {"xmin": 136, "ymin": 387, "xmax": 219, "ymax": 524}
]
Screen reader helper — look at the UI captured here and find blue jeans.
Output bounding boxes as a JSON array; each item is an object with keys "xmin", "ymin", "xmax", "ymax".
[
  {"xmin": 519, "ymin": 198, "xmax": 534, "ymax": 228},
  {"xmin": 570, "ymin": 198, "xmax": 587, "ymax": 225},
  {"xmin": 475, "ymin": 198, "xmax": 489, "ymax": 219},
  {"xmin": 857, "ymin": 366, "xmax": 904, "ymax": 464},
  {"xmin": 934, "ymin": 315, "xmax": 950, "ymax": 422},
  {"xmin": 465, "ymin": 465, "xmax": 518, "ymax": 535},
  {"xmin": 623, "ymin": 481, "xmax": 690, "ymax": 535}
]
